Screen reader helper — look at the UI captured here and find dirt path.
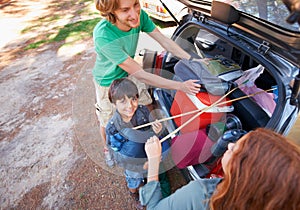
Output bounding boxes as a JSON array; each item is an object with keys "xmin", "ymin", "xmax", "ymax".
[
  {"xmin": 0, "ymin": 1, "xmax": 186, "ymax": 209},
  {"xmin": 2, "ymin": 1, "xmax": 298, "ymax": 209}
]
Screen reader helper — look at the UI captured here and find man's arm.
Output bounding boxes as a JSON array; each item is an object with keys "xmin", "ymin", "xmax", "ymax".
[
  {"xmin": 148, "ymin": 28, "xmax": 191, "ymax": 60},
  {"xmin": 118, "ymin": 57, "xmax": 200, "ymax": 95}
]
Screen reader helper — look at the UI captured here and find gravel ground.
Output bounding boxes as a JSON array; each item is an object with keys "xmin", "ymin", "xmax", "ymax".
[
  {"xmin": 0, "ymin": 1, "xmax": 186, "ymax": 209},
  {"xmin": 1, "ymin": 1, "xmax": 299, "ymax": 209}
]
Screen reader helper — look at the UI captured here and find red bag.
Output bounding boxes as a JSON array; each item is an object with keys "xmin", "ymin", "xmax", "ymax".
[
  {"xmin": 171, "ymin": 129, "xmax": 215, "ymax": 169},
  {"xmin": 170, "ymin": 91, "xmax": 233, "ymax": 133}
]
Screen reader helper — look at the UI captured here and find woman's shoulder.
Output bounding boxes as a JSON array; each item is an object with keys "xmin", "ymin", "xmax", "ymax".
[
  {"xmin": 159, "ymin": 179, "xmax": 221, "ymax": 209},
  {"xmin": 194, "ymin": 178, "xmax": 222, "ymax": 193},
  {"xmin": 175, "ymin": 178, "xmax": 221, "ymax": 202},
  {"xmin": 172, "ymin": 179, "xmax": 221, "ymax": 209}
]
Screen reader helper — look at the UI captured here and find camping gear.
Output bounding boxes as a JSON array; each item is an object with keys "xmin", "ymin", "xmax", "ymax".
[
  {"xmin": 235, "ymin": 65, "xmax": 276, "ymax": 116},
  {"xmin": 206, "ymin": 114, "xmax": 242, "ymax": 141},
  {"xmin": 171, "ymin": 128, "xmax": 215, "ymax": 169},
  {"xmin": 174, "ymin": 59, "xmax": 230, "ymax": 95},
  {"xmin": 171, "ymin": 127, "xmax": 247, "ymax": 170},
  {"xmin": 170, "ymin": 90, "xmax": 233, "ymax": 133},
  {"xmin": 211, "ymin": 129, "xmax": 247, "ymax": 157},
  {"xmin": 150, "ymin": 0, "xmax": 300, "ymax": 182}
]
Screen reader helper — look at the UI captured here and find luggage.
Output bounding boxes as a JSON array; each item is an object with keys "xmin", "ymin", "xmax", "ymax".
[
  {"xmin": 171, "ymin": 127, "xmax": 247, "ymax": 174},
  {"xmin": 141, "ymin": 49, "xmax": 165, "ymax": 76},
  {"xmin": 171, "ymin": 129, "xmax": 215, "ymax": 169},
  {"xmin": 228, "ymin": 88, "xmax": 270, "ymax": 131},
  {"xmin": 170, "ymin": 90, "xmax": 233, "ymax": 133},
  {"xmin": 208, "ymin": 56, "xmax": 240, "ymax": 73},
  {"xmin": 174, "ymin": 59, "xmax": 230, "ymax": 95},
  {"xmin": 174, "ymin": 57, "xmax": 243, "ymax": 95}
]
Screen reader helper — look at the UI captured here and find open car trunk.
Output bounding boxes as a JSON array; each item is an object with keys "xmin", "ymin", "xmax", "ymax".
[{"xmin": 145, "ymin": 1, "xmax": 300, "ymax": 180}]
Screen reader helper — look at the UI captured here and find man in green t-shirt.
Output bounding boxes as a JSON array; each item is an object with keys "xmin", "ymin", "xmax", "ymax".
[{"xmin": 93, "ymin": 0, "xmax": 201, "ymax": 170}]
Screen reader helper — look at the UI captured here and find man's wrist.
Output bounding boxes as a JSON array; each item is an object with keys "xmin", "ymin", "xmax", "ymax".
[{"xmin": 176, "ymin": 81, "xmax": 184, "ymax": 92}]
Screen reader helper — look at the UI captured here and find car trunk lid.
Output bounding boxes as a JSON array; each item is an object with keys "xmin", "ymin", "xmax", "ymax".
[{"xmin": 177, "ymin": 0, "xmax": 300, "ymax": 67}]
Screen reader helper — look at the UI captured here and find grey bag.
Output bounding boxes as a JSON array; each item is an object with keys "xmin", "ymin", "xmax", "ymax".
[{"xmin": 174, "ymin": 59, "xmax": 229, "ymax": 95}]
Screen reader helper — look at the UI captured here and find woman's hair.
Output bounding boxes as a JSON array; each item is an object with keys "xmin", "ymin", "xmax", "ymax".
[
  {"xmin": 108, "ymin": 78, "xmax": 139, "ymax": 104},
  {"xmin": 211, "ymin": 128, "xmax": 300, "ymax": 210},
  {"xmin": 95, "ymin": 0, "xmax": 120, "ymax": 23}
]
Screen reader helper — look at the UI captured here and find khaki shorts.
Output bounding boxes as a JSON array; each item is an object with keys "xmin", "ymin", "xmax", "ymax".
[{"xmin": 94, "ymin": 75, "xmax": 152, "ymax": 127}]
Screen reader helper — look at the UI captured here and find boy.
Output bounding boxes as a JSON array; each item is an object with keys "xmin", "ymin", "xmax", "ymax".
[{"xmin": 106, "ymin": 78, "xmax": 165, "ymax": 209}]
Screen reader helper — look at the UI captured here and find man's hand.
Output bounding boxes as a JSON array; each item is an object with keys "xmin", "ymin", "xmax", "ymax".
[{"xmin": 180, "ymin": 79, "xmax": 201, "ymax": 95}]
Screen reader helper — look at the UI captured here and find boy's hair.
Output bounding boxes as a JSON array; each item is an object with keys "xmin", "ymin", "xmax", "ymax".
[
  {"xmin": 95, "ymin": 0, "xmax": 120, "ymax": 24},
  {"xmin": 108, "ymin": 78, "xmax": 139, "ymax": 104}
]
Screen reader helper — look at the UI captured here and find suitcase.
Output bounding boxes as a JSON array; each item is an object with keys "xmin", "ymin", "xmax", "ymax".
[{"xmin": 170, "ymin": 90, "xmax": 233, "ymax": 133}]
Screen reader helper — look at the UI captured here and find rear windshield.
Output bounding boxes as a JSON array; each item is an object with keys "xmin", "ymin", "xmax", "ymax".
[{"xmin": 206, "ymin": 0, "xmax": 299, "ymax": 32}]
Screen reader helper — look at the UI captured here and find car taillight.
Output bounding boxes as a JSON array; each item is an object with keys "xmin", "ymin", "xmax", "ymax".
[{"xmin": 157, "ymin": 6, "xmax": 167, "ymax": 14}]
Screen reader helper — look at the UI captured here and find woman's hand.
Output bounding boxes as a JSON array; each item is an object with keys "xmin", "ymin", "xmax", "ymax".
[
  {"xmin": 152, "ymin": 120, "xmax": 162, "ymax": 134},
  {"xmin": 145, "ymin": 136, "xmax": 161, "ymax": 182},
  {"xmin": 145, "ymin": 136, "xmax": 162, "ymax": 160},
  {"xmin": 180, "ymin": 79, "xmax": 201, "ymax": 95}
]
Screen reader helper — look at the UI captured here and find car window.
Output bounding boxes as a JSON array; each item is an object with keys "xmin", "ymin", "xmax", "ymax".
[{"xmin": 203, "ymin": 0, "xmax": 299, "ymax": 32}]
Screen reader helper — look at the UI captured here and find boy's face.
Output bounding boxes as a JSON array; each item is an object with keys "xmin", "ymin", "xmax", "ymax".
[
  {"xmin": 115, "ymin": 95, "xmax": 138, "ymax": 122},
  {"xmin": 113, "ymin": 0, "xmax": 141, "ymax": 31}
]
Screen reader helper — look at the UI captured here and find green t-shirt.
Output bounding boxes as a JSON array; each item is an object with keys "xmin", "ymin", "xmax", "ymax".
[{"xmin": 92, "ymin": 10, "xmax": 156, "ymax": 87}]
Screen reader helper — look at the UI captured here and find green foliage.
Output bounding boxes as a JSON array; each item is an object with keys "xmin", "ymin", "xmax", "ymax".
[
  {"xmin": 23, "ymin": 0, "xmax": 100, "ymax": 50},
  {"xmin": 25, "ymin": 40, "xmax": 48, "ymax": 50},
  {"xmin": 24, "ymin": 18, "xmax": 100, "ymax": 50},
  {"xmin": 225, "ymin": 0, "xmax": 298, "ymax": 31},
  {"xmin": 52, "ymin": 18, "xmax": 100, "ymax": 42}
]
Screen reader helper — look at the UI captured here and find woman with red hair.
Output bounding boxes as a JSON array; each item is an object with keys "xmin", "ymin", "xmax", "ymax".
[{"xmin": 140, "ymin": 128, "xmax": 300, "ymax": 210}]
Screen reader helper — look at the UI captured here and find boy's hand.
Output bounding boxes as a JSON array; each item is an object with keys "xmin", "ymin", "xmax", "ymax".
[{"xmin": 152, "ymin": 120, "xmax": 162, "ymax": 134}]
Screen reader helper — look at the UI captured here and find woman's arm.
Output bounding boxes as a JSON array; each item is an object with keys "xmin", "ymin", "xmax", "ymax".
[
  {"xmin": 144, "ymin": 136, "xmax": 162, "ymax": 182},
  {"xmin": 141, "ymin": 137, "xmax": 221, "ymax": 209}
]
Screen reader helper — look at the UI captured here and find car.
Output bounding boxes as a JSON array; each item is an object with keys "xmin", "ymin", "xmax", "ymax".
[
  {"xmin": 142, "ymin": 0, "xmax": 300, "ymax": 181},
  {"xmin": 140, "ymin": 0, "xmax": 188, "ymax": 23}
]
